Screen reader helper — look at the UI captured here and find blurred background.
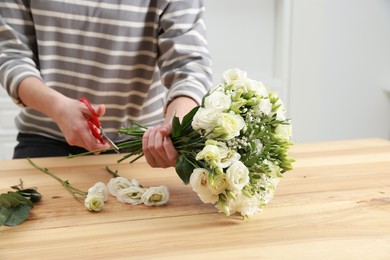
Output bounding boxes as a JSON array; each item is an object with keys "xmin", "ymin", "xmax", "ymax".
[{"xmin": 0, "ymin": 0, "xmax": 389, "ymax": 159}]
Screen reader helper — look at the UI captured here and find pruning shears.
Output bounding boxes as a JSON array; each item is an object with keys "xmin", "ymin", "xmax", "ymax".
[{"xmin": 79, "ymin": 97, "xmax": 120, "ymax": 153}]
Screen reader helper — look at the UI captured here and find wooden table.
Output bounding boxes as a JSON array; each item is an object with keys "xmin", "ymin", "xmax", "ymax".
[{"xmin": 1, "ymin": 139, "xmax": 389, "ymax": 259}]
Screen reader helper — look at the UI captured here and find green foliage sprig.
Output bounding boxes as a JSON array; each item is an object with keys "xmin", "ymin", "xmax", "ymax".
[{"xmin": 0, "ymin": 179, "xmax": 41, "ymax": 227}]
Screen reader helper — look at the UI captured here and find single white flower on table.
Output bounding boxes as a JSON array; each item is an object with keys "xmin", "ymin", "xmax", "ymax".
[
  {"xmin": 117, "ymin": 186, "xmax": 147, "ymax": 205},
  {"xmin": 84, "ymin": 194, "xmax": 105, "ymax": 212},
  {"xmin": 87, "ymin": 182, "xmax": 108, "ymax": 201},
  {"xmin": 107, "ymin": 177, "xmax": 134, "ymax": 197},
  {"xmin": 189, "ymin": 168, "xmax": 218, "ymax": 204},
  {"xmin": 141, "ymin": 185, "xmax": 170, "ymax": 206}
]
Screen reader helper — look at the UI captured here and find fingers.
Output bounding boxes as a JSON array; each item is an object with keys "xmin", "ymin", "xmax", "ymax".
[
  {"xmin": 59, "ymin": 99, "xmax": 110, "ymax": 152},
  {"xmin": 142, "ymin": 125, "xmax": 178, "ymax": 168}
]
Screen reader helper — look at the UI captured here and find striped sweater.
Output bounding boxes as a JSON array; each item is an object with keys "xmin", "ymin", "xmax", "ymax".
[{"xmin": 0, "ymin": 0, "xmax": 212, "ymax": 142}]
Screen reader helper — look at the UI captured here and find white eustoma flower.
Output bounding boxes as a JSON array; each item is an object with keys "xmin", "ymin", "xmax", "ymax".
[
  {"xmin": 190, "ymin": 168, "xmax": 218, "ymax": 204},
  {"xmin": 275, "ymin": 124, "xmax": 292, "ymax": 139},
  {"xmin": 226, "ymin": 161, "xmax": 250, "ymax": 191},
  {"xmin": 231, "ymin": 193, "xmax": 261, "ymax": 217},
  {"xmin": 141, "ymin": 185, "xmax": 170, "ymax": 206},
  {"xmin": 87, "ymin": 182, "xmax": 108, "ymax": 201},
  {"xmin": 263, "ymin": 159, "xmax": 282, "ymax": 178},
  {"xmin": 204, "ymin": 90, "xmax": 231, "ymax": 111},
  {"xmin": 191, "ymin": 107, "xmax": 219, "ymax": 132},
  {"xmin": 117, "ymin": 186, "xmax": 147, "ymax": 205},
  {"xmin": 208, "ymin": 172, "xmax": 228, "ymax": 195},
  {"xmin": 195, "ymin": 144, "xmax": 221, "ymax": 168},
  {"xmin": 213, "ymin": 112, "xmax": 245, "ymax": 140},
  {"xmin": 246, "ymin": 79, "xmax": 268, "ymax": 97},
  {"xmin": 222, "ymin": 68, "xmax": 247, "ymax": 84},
  {"xmin": 217, "ymin": 142, "xmax": 241, "ymax": 168},
  {"xmin": 84, "ymin": 194, "xmax": 105, "ymax": 212},
  {"xmin": 107, "ymin": 177, "xmax": 133, "ymax": 197},
  {"xmin": 254, "ymin": 98, "xmax": 272, "ymax": 116}
]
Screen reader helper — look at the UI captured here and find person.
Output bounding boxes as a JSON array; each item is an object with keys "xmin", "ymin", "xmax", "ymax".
[{"xmin": 0, "ymin": 1, "xmax": 212, "ymax": 168}]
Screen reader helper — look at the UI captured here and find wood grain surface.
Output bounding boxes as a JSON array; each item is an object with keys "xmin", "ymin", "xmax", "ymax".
[{"xmin": 0, "ymin": 138, "xmax": 389, "ymax": 259}]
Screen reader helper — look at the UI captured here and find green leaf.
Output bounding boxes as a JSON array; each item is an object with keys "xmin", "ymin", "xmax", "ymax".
[
  {"xmin": 9, "ymin": 192, "xmax": 34, "ymax": 207},
  {"xmin": 171, "ymin": 115, "xmax": 182, "ymax": 138},
  {"xmin": 1, "ymin": 194, "xmax": 21, "ymax": 207},
  {"xmin": 181, "ymin": 106, "xmax": 199, "ymax": 129},
  {"xmin": 0, "ymin": 197, "xmax": 11, "ymax": 208},
  {"xmin": 4, "ymin": 205, "xmax": 31, "ymax": 226},
  {"xmin": 18, "ymin": 188, "xmax": 42, "ymax": 203},
  {"xmin": 0, "ymin": 207, "xmax": 12, "ymax": 225},
  {"xmin": 175, "ymin": 154, "xmax": 195, "ymax": 185}
]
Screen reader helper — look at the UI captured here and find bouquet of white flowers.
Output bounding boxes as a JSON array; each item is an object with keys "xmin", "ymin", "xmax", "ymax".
[{"xmin": 114, "ymin": 68, "xmax": 294, "ymax": 218}]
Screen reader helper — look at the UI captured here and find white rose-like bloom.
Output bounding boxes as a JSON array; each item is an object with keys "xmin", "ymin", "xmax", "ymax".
[
  {"xmin": 191, "ymin": 107, "xmax": 219, "ymax": 132},
  {"xmin": 107, "ymin": 177, "xmax": 133, "ymax": 197},
  {"xmin": 84, "ymin": 194, "xmax": 105, "ymax": 212},
  {"xmin": 246, "ymin": 79, "xmax": 268, "ymax": 97},
  {"xmin": 217, "ymin": 142, "xmax": 241, "ymax": 168},
  {"xmin": 190, "ymin": 168, "xmax": 218, "ymax": 204},
  {"xmin": 87, "ymin": 182, "xmax": 108, "ymax": 201},
  {"xmin": 263, "ymin": 159, "xmax": 282, "ymax": 178},
  {"xmin": 117, "ymin": 186, "xmax": 147, "ymax": 205},
  {"xmin": 204, "ymin": 90, "xmax": 232, "ymax": 111},
  {"xmin": 275, "ymin": 124, "xmax": 292, "ymax": 139},
  {"xmin": 222, "ymin": 68, "xmax": 247, "ymax": 84},
  {"xmin": 231, "ymin": 193, "xmax": 261, "ymax": 217},
  {"xmin": 213, "ymin": 113, "xmax": 245, "ymax": 140},
  {"xmin": 207, "ymin": 172, "xmax": 228, "ymax": 195},
  {"xmin": 226, "ymin": 161, "xmax": 250, "ymax": 191},
  {"xmin": 195, "ymin": 144, "xmax": 221, "ymax": 168},
  {"xmin": 254, "ymin": 98, "xmax": 272, "ymax": 116},
  {"xmin": 141, "ymin": 185, "xmax": 170, "ymax": 206}
]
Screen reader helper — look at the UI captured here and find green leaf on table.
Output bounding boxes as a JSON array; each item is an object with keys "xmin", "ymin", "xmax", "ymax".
[
  {"xmin": 0, "ymin": 207, "xmax": 12, "ymax": 226},
  {"xmin": 0, "ymin": 197, "xmax": 12, "ymax": 208},
  {"xmin": 4, "ymin": 205, "xmax": 32, "ymax": 226}
]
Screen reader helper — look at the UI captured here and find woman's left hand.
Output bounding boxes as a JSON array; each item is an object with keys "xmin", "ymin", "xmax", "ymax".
[{"xmin": 142, "ymin": 124, "xmax": 178, "ymax": 168}]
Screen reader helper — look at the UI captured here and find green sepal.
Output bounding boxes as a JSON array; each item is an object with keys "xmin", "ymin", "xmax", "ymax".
[{"xmin": 175, "ymin": 154, "xmax": 195, "ymax": 185}]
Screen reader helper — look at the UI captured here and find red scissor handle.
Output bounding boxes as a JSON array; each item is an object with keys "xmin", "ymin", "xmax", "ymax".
[{"xmin": 80, "ymin": 97, "xmax": 105, "ymax": 144}]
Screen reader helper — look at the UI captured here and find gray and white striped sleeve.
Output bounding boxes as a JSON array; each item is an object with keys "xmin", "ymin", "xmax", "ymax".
[
  {"xmin": 0, "ymin": 1, "xmax": 42, "ymax": 106},
  {"xmin": 158, "ymin": 0, "xmax": 213, "ymax": 106}
]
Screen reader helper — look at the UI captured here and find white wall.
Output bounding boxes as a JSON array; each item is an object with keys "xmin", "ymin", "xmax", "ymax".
[{"xmin": 289, "ymin": 0, "xmax": 390, "ymax": 143}]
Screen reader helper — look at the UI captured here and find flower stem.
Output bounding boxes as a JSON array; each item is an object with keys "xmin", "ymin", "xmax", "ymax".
[{"xmin": 27, "ymin": 158, "xmax": 87, "ymax": 201}]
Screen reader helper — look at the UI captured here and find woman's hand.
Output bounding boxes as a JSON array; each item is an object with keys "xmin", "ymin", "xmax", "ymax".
[
  {"xmin": 53, "ymin": 97, "xmax": 110, "ymax": 152},
  {"xmin": 142, "ymin": 96, "xmax": 197, "ymax": 168},
  {"xmin": 142, "ymin": 124, "xmax": 178, "ymax": 168},
  {"xmin": 18, "ymin": 77, "xmax": 110, "ymax": 152}
]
